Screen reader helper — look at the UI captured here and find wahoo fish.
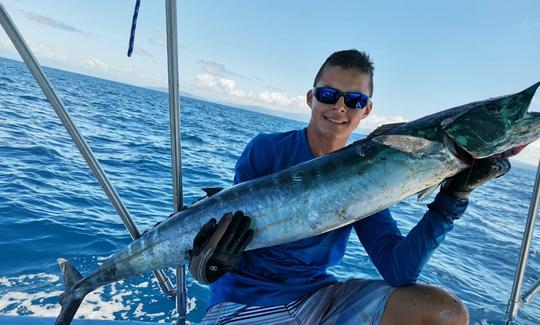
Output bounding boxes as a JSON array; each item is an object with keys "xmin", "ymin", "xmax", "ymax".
[{"xmin": 56, "ymin": 82, "xmax": 540, "ymax": 324}]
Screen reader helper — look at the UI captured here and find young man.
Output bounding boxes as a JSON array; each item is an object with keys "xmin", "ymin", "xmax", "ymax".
[{"xmin": 189, "ymin": 50, "xmax": 510, "ymax": 324}]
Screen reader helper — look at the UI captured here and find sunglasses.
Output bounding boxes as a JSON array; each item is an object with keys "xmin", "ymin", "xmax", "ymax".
[{"xmin": 313, "ymin": 86, "xmax": 371, "ymax": 109}]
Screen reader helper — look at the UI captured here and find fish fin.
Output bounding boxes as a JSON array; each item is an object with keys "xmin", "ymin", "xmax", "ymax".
[
  {"xmin": 372, "ymin": 135, "xmax": 435, "ymax": 155},
  {"xmin": 56, "ymin": 258, "xmax": 89, "ymax": 325},
  {"xmin": 417, "ymin": 184, "xmax": 440, "ymax": 202},
  {"xmin": 202, "ymin": 187, "xmax": 223, "ymax": 197},
  {"xmin": 367, "ymin": 122, "xmax": 406, "ymax": 139}
]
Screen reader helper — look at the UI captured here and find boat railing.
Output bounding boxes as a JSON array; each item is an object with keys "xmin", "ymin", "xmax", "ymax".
[
  {"xmin": 505, "ymin": 159, "xmax": 540, "ymax": 324},
  {"xmin": 2, "ymin": 1, "xmax": 539, "ymax": 324},
  {"xmin": 0, "ymin": 0, "xmax": 179, "ymax": 309}
]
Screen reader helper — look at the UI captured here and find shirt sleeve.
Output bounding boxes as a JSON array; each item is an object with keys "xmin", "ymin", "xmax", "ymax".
[
  {"xmin": 234, "ymin": 134, "xmax": 274, "ymax": 184},
  {"xmin": 354, "ymin": 192, "xmax": 468, "ymax": 286}
]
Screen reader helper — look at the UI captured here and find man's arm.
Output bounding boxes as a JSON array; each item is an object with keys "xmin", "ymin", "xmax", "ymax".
[{"xmin": 354, "ymin": 193, "xmax": 466, "ymax": 286}]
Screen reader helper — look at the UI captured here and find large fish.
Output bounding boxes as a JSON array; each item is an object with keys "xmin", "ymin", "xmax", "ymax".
[{"xmin": 56, "ymin": 82, "xmax": 540, "ymax": 324}]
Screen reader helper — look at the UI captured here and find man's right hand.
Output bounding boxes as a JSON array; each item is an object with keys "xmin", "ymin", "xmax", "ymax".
[{"xmin": 189, "ymin": 211, "xmax": 254, "ymax": 284}]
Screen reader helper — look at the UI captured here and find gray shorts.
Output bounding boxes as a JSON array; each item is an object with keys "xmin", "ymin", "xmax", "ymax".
[{"xmin": 201, "ymin": 279, "xmax": 395, "ymax": 325}]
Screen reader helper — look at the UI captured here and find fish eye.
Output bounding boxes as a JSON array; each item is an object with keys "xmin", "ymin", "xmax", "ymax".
[{"xmin": 486, "ymin": 102, "xmax": 501, "ymax": 114}]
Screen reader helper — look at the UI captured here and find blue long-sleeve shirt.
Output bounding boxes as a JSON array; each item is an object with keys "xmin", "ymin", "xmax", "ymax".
[{"xmin": 209, "ymin": 128, "xmax": 468, "ymax": 307}]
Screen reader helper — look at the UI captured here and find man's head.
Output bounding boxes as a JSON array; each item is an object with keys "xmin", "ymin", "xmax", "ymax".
[
  {"xmin": 314, "ymin": 49, "xmax": 374, "ymax": 97},
  {"xmin": 306, "ymin": 50, "xmax": 374, "ymax": 150}
]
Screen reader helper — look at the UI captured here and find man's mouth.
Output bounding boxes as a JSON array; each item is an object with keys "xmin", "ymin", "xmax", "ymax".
[{"xmin": 325, "ymin": 116, "xmax": 347, "ymax": 125}]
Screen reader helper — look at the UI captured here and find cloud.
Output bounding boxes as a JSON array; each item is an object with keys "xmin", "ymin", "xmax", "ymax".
[
  {"xmin": 19, "ymin": 9, "xmax": 92, "ymax": 36},
  {"xmin": 194, "ymin": 73, "xmax": 246, "ymax": 97},
  {"xmin": 359, "ymin": 114, "xmax": 408, "ymax": 131},
  {"xmin": 197, "ymin": 59, "xmax": 251, "ymax": 80},
  {"xmin": 133, "ymin": 45, "xmax": 153, "ymax": 58},
  {"xmin": 193, "ymin": 73, "xmax": 307, "ymax": 113},
  {"xmin": 84, "ymin": 57, "xmax": 165, "ymax": 86},
  {"xmin": 258, "ymin": 91, "xmax": 305, "ymax": 111},
  {"xmin": 511, "ymin": 140, "xmax": 540, "ymax": 167},
  {"xmin": 84, "ymin": 58, "xmax": 137, "ymax": 75}
]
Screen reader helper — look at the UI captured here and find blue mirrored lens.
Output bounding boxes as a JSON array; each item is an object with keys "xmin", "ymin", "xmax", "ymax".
[
  {"xmin": 315, "ymin": 87, "xmax": 369, "ymax": 109},
  {"xmin": 316, "ymin": 88, "xmax": 339, "ymax": 103},
  {"xmin": 344, "ymin": 93, "xmax": 369, "ymax": 109}
]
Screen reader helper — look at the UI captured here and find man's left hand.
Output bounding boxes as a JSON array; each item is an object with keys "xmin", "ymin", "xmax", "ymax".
[{"xmin": 441, "ymin": 158, "xmax": 511, "ymax": 200}]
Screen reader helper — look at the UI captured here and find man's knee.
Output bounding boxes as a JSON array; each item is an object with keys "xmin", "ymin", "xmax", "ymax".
[
  {"xmin": 382, "ymin": 284, "xmax": 468, "ymax": 325},
  {"xmin": 423, "ymin": 286, "xmax": 468, "ymax": 325}
]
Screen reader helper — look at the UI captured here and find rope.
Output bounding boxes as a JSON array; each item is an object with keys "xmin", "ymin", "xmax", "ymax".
[{"xmin": 127, "ymin": 0, "xmax": 141, "ymax": 57}]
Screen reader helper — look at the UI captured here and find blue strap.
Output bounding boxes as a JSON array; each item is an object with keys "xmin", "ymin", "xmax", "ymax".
[{"xmin": 127, "ymin": 0, "xmax": 141, "ymax": 57}]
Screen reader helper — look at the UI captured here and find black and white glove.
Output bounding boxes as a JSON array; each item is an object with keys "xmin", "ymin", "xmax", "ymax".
[
  {"xmin": 441, "ymin": 157, "xmax": 511, "ymax": 200},
  {"xmin": 189, "ymin": 211, "xmax": 253, "ymax": 284}
]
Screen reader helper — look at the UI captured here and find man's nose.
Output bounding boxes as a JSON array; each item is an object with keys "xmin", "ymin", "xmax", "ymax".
[{"xmin": 332, "ymin": 96, "xmax": 347, "ymax": 112}]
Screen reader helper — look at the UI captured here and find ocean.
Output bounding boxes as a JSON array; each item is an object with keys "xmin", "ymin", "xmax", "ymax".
[{"xmin": 1, "ymin": 57, "xmax": 539, "ymax": 324}]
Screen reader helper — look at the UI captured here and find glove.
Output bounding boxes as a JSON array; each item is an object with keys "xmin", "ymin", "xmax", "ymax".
[
  {"xmin": 189, "ymin": 211, "xmax": 254, "ymax": 284},
  {"xmin": 441, "ymin": 157, "xmax": 511, "ymax": 200}
]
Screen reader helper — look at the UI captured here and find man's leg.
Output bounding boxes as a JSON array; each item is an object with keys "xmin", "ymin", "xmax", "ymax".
[{"xmin": 380, "ymin": 284, "xmax": 468, "ymax": 325}]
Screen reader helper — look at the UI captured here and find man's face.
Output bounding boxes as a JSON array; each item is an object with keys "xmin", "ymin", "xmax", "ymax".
[{"xmin": 307, "ymin": 66, "xmax": 372, "ymax": 141}]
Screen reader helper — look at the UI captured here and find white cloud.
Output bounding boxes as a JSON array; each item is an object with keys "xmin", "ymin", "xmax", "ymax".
[
  {"xmin": 84, "ymin": 58, "xmax": 111, "ymax": 71},
  {"xmin": 218, "ymin": 78, "xmax": 246, "ymax": 97},
  {"xmin": 84, "ymin": 58, "xmax": 134, "ymax": 74},
  {"xmin": 193, "ymin": 73, "xmax": 307, "ymax": 112},
  {"xmin": 511, "ymin": 140, "xmax": 540, "ymax": 167},
  {"xmin": 27, "ymin": 41, "xmax": 70, "ymax": 63},
  {"xmin": 258, "ymin": 92, "xmax": 306, "ymax": 112},
  {"xmin": 194, "ymin": 73, "xmax": 246, "ymax": 97},
  {"xmin": 360, "ymin": 113, "xmax": 408, "ymax": 131}
]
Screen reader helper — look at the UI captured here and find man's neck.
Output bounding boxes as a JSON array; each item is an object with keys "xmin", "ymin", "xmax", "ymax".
[{"xmin": 306, "ymin": 127, "xmax": 348, "ymax": 157}]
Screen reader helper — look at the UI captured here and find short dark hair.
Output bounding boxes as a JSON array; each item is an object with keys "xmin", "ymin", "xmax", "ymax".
[{"xmin": 313, "ymin": 49, "xmax": 374, "ymax": 96}]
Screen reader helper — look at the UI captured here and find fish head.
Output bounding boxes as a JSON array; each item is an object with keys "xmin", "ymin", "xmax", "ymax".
[{"xmin": 441, "ymin": 82, "xmax": 540, "ymax": 159}]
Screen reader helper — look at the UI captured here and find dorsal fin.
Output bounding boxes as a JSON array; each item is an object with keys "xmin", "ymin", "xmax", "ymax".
[
  {"xmin": 202, "ymin": 187, "xmax": 223, "ymax": 197},
  {"xmin": 367, "ymin": 122, "xmax": 406, "ymax": 139}
]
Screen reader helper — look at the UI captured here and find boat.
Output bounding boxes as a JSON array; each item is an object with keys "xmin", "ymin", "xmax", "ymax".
[{"xmin": 0, "ymin": 1, "xmax": 538, "ymax": 324}]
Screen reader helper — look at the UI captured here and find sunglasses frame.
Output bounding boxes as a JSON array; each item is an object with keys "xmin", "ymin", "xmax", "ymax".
[{"xmin": 313, "ymin": 86, "xmax": 371, "ymax": 110}]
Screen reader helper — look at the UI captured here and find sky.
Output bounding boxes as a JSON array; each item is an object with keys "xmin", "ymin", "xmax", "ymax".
[{"xmin": 0, "ymin": 0, "xmax": 539, "ymax": 165}]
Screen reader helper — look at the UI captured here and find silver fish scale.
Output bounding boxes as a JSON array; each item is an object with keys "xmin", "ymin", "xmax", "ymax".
[{"xmin": 87, "ymin": 140, "xmax": 466, "ymax": 290}]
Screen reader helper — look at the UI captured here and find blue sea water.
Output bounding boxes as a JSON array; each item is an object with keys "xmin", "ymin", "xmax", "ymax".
[{"xmin": 0, "ymin": 56, "xmax": 539, "ymax": 324}]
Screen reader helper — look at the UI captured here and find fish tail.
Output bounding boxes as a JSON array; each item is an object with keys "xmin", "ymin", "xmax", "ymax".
[{"xmin": 55, "ymin": 258, "xmax": 89, "ymax": 325}]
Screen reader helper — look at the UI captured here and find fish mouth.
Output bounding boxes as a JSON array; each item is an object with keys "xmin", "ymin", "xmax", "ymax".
[
  {"xmin": 444, "ymin": 134, "xmax": 474, "ymax": 165},
  {"xmin": 444, "ymin": 133, "xmax": 531, "ymax": 165}
]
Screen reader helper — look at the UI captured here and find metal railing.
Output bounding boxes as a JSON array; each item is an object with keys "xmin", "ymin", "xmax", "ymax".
[
  {"xmin": 164, "ymin": 0, "xmax": 188, "ymax": 323},
  {"xmin": 505, "ymin": 159, "xmax": 540, "ymax": 324},
  {"xmin": 0, "ymin": 0, "xmax": 177, "ymax": 299}
]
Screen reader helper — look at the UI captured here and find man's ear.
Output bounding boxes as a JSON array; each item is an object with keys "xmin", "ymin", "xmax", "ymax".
[
  {"xmin": 306, "ymin": 89, "xmax": 313, "ymax": 109},
  {"xmin": 362, "ymin": 102, "xmax": 373, "ymax": 118}
]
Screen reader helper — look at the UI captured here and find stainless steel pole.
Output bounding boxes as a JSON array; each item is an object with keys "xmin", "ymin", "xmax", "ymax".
[
  {"xmin": 165, "ymin": 0, "xmax": 187, "ymax": 323},
  {"xmin": 0, "ymin": 2, "xmax": 175, "ymax": 298},
  {"xmin": 505, "ymin": 159, "xmax": 540, "ymax": 324},
  {"xmin": 522, "ymin": 278, "xmax": 540, "ymax": 304}
]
